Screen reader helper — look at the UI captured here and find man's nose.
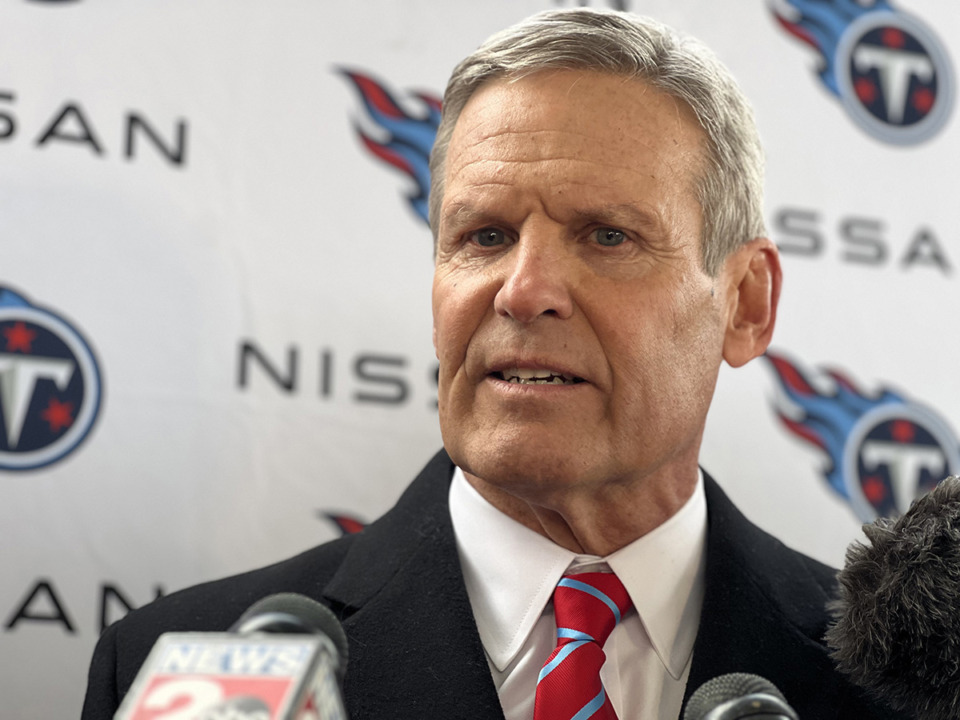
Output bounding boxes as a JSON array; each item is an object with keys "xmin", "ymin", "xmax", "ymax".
[{"xmin": 493, "ymin": 235, "xmax": 575, "ymax": 323}]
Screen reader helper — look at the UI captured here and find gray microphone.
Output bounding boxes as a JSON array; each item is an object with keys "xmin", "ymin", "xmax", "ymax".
[
  {"xmin": 232, "ymin": 592, "xmax": 349, "ymax": 680},
  {"xmin": 683, "ymin": 673, "xmax": 799, "ymax": 720}
]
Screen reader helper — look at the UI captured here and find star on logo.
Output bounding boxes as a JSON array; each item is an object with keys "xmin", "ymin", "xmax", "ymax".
[
  {"xmin": 41, "ymin": 398, "xmax": 74, "ymax": 434},
  {"xmin": 3, "ymin": 322, "xmax": 37, "ymax": 353},
  {"xmin": 891, "ymin": 419, "xmax": 916, "ymax": 443}
]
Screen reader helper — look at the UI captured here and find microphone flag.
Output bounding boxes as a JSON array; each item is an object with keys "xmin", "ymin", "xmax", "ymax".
[{"xmin": 114, "ymin": 633, "xmax": 344, "ymax": 720}]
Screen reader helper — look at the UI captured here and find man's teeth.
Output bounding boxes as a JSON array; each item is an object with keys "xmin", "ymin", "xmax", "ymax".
[{"xmin": 498, "ymin": 368, "xmax": 582, "ymax": 385}]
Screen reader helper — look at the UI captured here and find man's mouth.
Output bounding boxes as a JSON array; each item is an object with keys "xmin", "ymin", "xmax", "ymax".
[{"xmin": 492, "ymin": 368, "xmax": 585, "ymax": 386}]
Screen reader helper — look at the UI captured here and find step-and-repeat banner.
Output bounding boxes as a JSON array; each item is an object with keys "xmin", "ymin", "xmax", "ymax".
[{"xmin": 2, "ymin": 0, "xmax": 957, "ymax": 716}]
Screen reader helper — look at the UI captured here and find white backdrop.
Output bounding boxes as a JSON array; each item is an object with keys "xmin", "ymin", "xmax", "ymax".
[{"xmin": 2, "ymin": 0, "xmax": 957, "ymax": 717}]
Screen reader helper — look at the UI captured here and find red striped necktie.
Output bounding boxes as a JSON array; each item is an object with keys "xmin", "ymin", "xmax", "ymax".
[{"xmin": 533, "ymin": 572, "xmax": 632, "ymax": 720}]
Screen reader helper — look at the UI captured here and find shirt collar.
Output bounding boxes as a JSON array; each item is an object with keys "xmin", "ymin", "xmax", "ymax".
[{"xmin": 449, "ymin": 467, "xmax": 707, "ymax": 679}]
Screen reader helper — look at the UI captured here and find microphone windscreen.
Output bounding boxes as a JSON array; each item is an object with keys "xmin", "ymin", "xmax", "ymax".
[
  {"xmin": 826, "ymin": 475, "xmax": 960, "ymax": 720},
  {"xmin": 232, "ymin": 593, "xmax": 349, "ymax": 666},
  {"xmin": 683, "ymin": 672, "xmax": 792, "ymax": 720}
]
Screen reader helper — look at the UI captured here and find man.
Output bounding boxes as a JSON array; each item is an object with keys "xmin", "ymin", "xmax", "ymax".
[{"xmin": 82, "ymin": 9, "xmax": 904, "ymax": 719}]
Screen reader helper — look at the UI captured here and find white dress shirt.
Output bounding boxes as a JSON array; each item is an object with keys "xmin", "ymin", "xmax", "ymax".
[{"xmin": 449, "ymin": 467, "xmax": 707, "ymax": 720}]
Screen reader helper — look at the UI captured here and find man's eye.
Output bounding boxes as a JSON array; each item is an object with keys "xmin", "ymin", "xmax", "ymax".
[
  {"xmin": 470, "ymin": 228, "xmax": 508, "ymax": 247},
  {"xmin": 593, "ymin": 228, "xmax": 626, "ymax": 246}
]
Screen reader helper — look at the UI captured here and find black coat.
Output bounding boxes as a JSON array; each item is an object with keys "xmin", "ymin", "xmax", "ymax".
[{"xmin": 81, "ymin": 449, "xmax": 904, "ymax": 719}]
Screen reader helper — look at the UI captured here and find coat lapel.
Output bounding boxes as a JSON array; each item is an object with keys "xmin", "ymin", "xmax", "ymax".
[
  {"xmin": 684, "ymin": 474, "xmax": 844, "ymax": 719},
  {"xmin": 322, "ymin": 450, "xmax": 505, "ymax": 720}
]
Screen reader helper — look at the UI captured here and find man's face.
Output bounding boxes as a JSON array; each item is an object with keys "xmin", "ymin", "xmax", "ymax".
[{"xmin": 432, "ymin": 69, "xmax": 738, "ymax": 499}]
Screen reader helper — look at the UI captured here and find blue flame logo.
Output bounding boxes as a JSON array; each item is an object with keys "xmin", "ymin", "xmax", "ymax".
[
  {"xmin": 770, "ymin": 0, "xmax": 954, "ymax": 144},
  {"xmin": 340, "ymin": 69, "xmax": 441, "ymax": 224},
  {"xmin": 765, "ymin": 351, "xmax": 959, "ymax": 520}
]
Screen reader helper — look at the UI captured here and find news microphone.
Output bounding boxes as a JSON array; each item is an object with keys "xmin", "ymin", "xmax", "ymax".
[
  {"xmin": 114, "ymin": 593, "xmax": 349, "ymax": 720},
  {"xmin": 683, "ymin": 673, "xmax": 799, "ymax": 720},
  {"xmin": 826, "ymin": 475, "xmax": 960, "ymax": 720}
]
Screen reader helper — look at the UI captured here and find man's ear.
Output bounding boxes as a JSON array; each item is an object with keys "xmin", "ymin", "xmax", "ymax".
[{"xmin": 722, "ymin": 237, "xmax": 782, "ymax": 368}]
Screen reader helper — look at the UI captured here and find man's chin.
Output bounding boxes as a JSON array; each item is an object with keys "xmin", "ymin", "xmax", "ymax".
[{"xmin": 453, "ymin": 441, "xmax": 597, "ymax": 497}]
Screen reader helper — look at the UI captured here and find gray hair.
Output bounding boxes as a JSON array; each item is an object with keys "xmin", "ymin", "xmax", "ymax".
[{"xmin": 428, "ymin": 8, "xmax": 766, "ymax": 276}]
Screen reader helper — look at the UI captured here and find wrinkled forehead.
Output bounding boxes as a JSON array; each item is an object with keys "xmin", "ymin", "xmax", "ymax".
[{"xmin": 444, "ymin": 69, "xmax": 708, "ymax": 204}]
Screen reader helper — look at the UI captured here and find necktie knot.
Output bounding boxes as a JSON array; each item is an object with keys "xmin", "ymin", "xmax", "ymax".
[{"xmin": 552, "ymin": 572, "xmax": 632, "ymax": 649}]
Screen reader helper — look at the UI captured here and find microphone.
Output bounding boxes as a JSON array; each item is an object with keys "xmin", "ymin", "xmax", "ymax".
[
  {"xmin": 683, "ymin": 673, "xmax": 799, "ymax": 720},
  {"xmin": 114, "ymin": 593, "xmax": 349, "ymax": 720},
  {"xmin": 826, "ymin": 475, "xmax": 960, "ymax": 720}
]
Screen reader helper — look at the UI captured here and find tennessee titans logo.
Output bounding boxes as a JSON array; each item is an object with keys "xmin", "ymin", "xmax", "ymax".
[
  {"xmin": 771, "ymin": 0, "xmax": 954, "ymax": 145},
  {"xmin": 339, "ymin": 68, "xmax": 441, "ymax": 224},
  {"xmin": 0, "ymin": 286, "xmax": 103, "ymax": 470},
  {"xmin": 765, "ymin": 351, "xmax": 959, "ymax": 520}
]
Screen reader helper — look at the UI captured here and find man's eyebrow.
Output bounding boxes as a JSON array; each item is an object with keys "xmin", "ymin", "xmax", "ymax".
[
  {"xmin": 438, "ymin": 202, "xmax": 668, "ymax": 239},
  {"xmin": 569, "ymin": 204, "xmax": 665, "ymax": 234},
  {"xmin": 439, "ymin": 203, "xmax": 498, "ymax": 232}
]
